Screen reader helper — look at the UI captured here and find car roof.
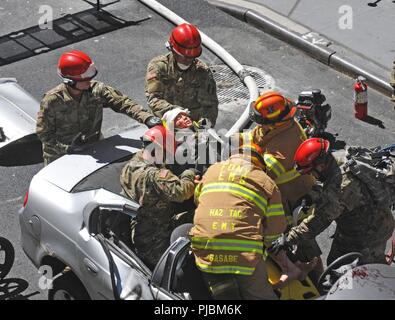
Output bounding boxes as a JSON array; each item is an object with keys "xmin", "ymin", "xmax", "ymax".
[
  {"xmin": 35, "ymin": 125, "xmax": 146, "ymax": 192},
  {"xmin": 0, "ymin": 78, "xmax": 38, "ymax": 143},
  {"xmin": 0, "ymin": 78, "xmax": 44, "ymax": 166}
]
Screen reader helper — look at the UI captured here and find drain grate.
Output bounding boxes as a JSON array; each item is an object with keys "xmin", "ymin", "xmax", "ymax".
[{"xmin": 210, "ymin": 65, "xmax": 275, "ymax": 105}]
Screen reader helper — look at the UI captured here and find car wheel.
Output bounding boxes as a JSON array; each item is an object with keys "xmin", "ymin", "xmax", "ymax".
[{"xmin": 48, "ymin": 272, "xmax": 90, "ymax": 300}]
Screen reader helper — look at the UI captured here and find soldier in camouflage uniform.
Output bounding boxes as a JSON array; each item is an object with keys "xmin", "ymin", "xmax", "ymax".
[
  {"xmin": 36, "ymin": 50, "xmax": 161, "ymax": 165},
  {"xmin": 120, "ymin": 125, "xmax": 197, "ymax": 268},
  {"xmin": 145, "ymin": 23, "xmax": 219, "ymax": 126},
  {"xmin": 270, "ymin": 138, "xmax": 395, "ymax": 265}
]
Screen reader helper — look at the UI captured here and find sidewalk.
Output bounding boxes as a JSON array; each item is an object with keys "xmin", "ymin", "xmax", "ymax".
[{"xmin": 208, "ymin": 0, "xmax": 395, "ymax": 96}]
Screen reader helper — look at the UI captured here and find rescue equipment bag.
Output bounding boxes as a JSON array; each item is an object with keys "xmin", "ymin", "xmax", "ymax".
[{"xmin": 343, "ymin": 144, "xmax": 395, "ymax": 207}]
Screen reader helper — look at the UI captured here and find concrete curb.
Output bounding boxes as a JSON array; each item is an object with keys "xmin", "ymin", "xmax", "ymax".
[{"xmin": 210, "ymin": 0, "xmax": 394, "ymax": 97}]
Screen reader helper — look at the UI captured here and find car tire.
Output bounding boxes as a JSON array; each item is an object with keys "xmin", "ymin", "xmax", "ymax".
[{"xmin": 48, "ymin": 272, "xmax": 90, "ymax": 300}]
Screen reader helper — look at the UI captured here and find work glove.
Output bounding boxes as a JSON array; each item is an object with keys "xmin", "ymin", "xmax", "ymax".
[
  {"xmin": 145, "ymin": 116, "xmax": 162, "ymax": 128},
  {"xmin": 183, "ymin": 167, "xmax": 200, "ymax": 177},
  {"xmin": 67, "ymin": 132, "xmax": 84, "ymax": 153},
  {"xmin": 267, "ymin": 234, "xmax": 290, "ymax": 256}
]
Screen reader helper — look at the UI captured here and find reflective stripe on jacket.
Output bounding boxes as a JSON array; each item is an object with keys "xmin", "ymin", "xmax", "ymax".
[
  {"xmin": 239, "ymin": 119, "xmax": 315, "ymax": 208},
  {"xmin": 190, "ymin": 154, "xmax": 287, "ymax": 275}
]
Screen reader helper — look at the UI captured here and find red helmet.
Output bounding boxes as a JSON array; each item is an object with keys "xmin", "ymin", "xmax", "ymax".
[
  {"xmin": 168, "ymin": 23, "xmax": 202, "ymax": 58},
  {"xmin": 142, "ymin": 125, "xmax": 176, "ymax": 155},
  {"xmin": 58, "ymin": 50, "xmax": 97, "ymax": 81},
  {"xmin": 249, "ymin": 91, "xmax": 296, "ymax": 125},
  {"xmin": 294, "ymin": 138, "xmax": 330, "ymax": 174}
]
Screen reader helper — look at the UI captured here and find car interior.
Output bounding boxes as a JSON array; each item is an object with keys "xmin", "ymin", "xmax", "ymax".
[
  {"xmin": 89, "ymin": 205, "xmax": 212, "ymax": 299},
  {"xmin": 151, "ymin": 236, "xmax": 212, "ymax": 300}
]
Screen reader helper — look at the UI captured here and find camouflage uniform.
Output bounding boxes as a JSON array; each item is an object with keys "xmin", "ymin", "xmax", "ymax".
[
  {"xmin": 390, "ymin": 60, "xmax": 395, "ymax": 103},
  {"xmin": 287, "ymin": 151, "xmax": 395, "ymax": 265},
  {"xmin": 36, "ymin": 81, "xmax": 153, "ymax": 164},
  {"xmin": 120, "ymin": 150, "xmax": 195, "ymax": 268},
  {"xmin": 145, "ymin": 53, "xmax": 219, "ymax": 126}
]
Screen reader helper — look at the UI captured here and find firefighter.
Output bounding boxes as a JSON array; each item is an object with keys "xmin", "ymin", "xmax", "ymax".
[
  {"xmin": 145, "ymin": 23, "xmax": 219, "ymax": 126},
  {"xmin": 270, "ymin": 138, "xmax": 395, "ymax": 265},
  {"xmin": 190, "ymin": 143, "xmax": 304, "ymax": 300},
  {"xmin": 236, "ymin": 91, "xmax": 322, "ymax": 273},
  {"xmin": 37, "ymin": 50, "xmax": 161, "ymax": 165},
  {"xmin": 120, "ymin": 125, "xmax": 198, "ymax": 269}
]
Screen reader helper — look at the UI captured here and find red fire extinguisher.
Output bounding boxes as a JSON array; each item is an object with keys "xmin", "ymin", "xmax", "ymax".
[{"xmin": 354, "ymin": 76, "xmax": 368, "ymax": 120}]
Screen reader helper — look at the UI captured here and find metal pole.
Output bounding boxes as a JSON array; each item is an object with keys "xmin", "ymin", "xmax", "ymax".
[{"xmin": 97, "ymin": 0, "xmax": 101, "ymax": 11}]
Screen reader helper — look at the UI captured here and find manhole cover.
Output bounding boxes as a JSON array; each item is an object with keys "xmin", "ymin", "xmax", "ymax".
[{"xmin": 211, "ymin": 65, "xmax": 275, "ymax": 105}]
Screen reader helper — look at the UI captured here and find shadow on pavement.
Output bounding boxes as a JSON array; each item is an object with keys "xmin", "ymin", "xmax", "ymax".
[
  {"xmin": 0, "ymin": 237, "xmax": 40, "ymax": 300},
  {"xmin": 367, "ymin": 0, "xmax": 395, "ymax": 7},
  {"xmin": 362, "ymin": 115, "xmax": 385, "ymax": 129},
  {"xmin": 0, "ymin": 0, "xmax": 150, "ymax": 67},
  {"xmin": 0, "ymin": 278, "xmax": 40, "ymax": 300},
  {"xmin": 331, "ymin": 139, "xmax": 346, "ymax": 151}
]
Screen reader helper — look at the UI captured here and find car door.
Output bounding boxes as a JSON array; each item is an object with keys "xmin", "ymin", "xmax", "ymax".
[
  {"xmin": 78, "ymin": 201, "xmax": 155, "ymax": 300},
  {"xmin": 0, "ymin": 78, "xmax": 43, "ymax": 166},
  {"xmin": 149, "ymin": 237, "xmax": 200, "ymax": 300}
]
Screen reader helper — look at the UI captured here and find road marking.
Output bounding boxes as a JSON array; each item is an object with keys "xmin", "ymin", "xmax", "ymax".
[{"xmin": 302, "ymin": 32, "xmax": 332, "ymax": 47}]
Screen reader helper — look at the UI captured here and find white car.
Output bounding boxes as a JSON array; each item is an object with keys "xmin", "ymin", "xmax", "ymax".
[{"xmin": 17, "ymin": 122, "xmax": 217, "ymax": 300}]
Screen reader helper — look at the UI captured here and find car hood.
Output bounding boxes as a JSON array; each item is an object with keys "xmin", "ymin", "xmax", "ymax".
[
  {"xmin": 35, "ymin": 126, "xmax": 146, "ymax": 192},
  {"xmin": 0, "ymin": 78, "xmax": 43, "ymax": 166},
  {"xmin": 325, "ymin": 264, "xmax": 395, "ymax": 300}
]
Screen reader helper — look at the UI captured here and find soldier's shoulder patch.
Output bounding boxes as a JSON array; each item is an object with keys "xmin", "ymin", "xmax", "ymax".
[{"xmin": 158, "ymin": 169, "xmax": 170, "ymax": 179}]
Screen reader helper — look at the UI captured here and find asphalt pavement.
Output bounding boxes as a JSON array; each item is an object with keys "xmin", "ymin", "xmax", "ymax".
[
  {"xmin": 234, "ymin": 0, "xmax": 395, "ymax": 72},
  {"xmin": 0, "ymin": 0, "xmax": 394, "ymax": 300}
]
